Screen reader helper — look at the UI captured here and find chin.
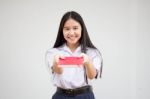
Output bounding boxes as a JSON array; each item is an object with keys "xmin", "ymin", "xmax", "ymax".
[
  {"xmin": 68, "ymin": 40, "xmax": 77, "ymax": 43},
  {"xmin": 68, "ymin": 41, "xmax": 78, "ymax": 45}
]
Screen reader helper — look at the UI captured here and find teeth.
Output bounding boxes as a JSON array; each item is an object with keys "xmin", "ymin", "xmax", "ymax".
[{"xmin": 68, "ymin": 36, "xmax": 75, "ymax": 39}]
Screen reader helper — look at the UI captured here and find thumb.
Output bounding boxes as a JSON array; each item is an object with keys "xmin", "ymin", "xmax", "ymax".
[
  {"xmin": 59, "ymin": 55, "xmax": 65, "ymax": 59},
  {"xmin": 79, "ymin": 53, "xmax": 85, "ymax": 57},
  {"xmin": 54, "ymin": 55, "xmax": 60, "ymax": 63}
]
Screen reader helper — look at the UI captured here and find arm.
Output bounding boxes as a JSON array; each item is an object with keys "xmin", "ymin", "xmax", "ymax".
[
  {"xmin": 81, "ymin": 53, "xmax": 97, "ymax": 79},
  {"xmin": 52, "ymin": 55, "xmax": 63, "ymax": 74},
  {"xmin": 84, "ymin": 60, "xmax": 97, "ymax": 79}
]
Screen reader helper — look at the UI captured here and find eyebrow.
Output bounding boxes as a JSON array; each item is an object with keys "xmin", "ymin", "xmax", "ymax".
[{"xmin": 63, "ymin": 26, "xmax": 79, "ymax": 28}]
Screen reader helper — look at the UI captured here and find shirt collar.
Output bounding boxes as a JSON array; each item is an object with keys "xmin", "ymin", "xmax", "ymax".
[{"xmin": 62, "ymin": 43, "xmax": 81, "ymax": 54}]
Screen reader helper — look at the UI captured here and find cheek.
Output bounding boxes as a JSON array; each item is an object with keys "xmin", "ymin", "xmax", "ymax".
[
  {"xmin": 77, "ymin": 29, "xmax": 82, "ymax": 36},
  {"xmin": 63, "ymin": 32, "xmax": 67, "ymax": 38},
  {"xmin": 78, "ymin": 34, "xmax": 81, "ymax": 39},
  {"xmin": 77, "ymin": 31, "xmax": 82, "ymax": 37}
]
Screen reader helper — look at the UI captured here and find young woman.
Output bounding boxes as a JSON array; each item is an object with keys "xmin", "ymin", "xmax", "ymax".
[{"xmin": 46, "ymin": 11, "xmax": 103, "ymax": 99}]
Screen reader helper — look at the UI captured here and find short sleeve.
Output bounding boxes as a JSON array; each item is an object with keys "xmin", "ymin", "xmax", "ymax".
[
  {"xmin": 88, "ymin": 49, "xmax": 103, "ymax": 78},
  {"xmin": 45, "ymin": 48, "xmax": 58, "ymax": 79}
]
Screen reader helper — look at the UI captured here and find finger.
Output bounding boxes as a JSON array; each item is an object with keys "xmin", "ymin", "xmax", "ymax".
[
  {"xmin": 54, "ymin": 55, "xmax": 60, "ymax": 63},
  {"xmin": 59, "ymin": 55, "xmax": 65, "ymax": 59},
  {"xmin": 79, "ymin": 53, "xmax": 84, "ymax": 57}
]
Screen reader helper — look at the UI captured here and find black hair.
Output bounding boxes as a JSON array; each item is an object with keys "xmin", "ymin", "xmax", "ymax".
[
  {"xmin": 53, "ymin": 11, "xmax": 102, "ymax": 78},
  {"xmin": 53, "ymin": 11, "xmax": 96, "ymax": 53}
]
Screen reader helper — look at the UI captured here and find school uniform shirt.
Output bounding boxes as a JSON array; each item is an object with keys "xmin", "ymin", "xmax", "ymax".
[{"xmin": 45, "ymin": 43, "xmax": 102, "ymax": 89}]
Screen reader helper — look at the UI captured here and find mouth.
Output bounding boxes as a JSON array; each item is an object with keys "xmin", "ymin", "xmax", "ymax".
[{"xmin": 67, "ymin": 36, "xmax": 77, "ymax": 40}]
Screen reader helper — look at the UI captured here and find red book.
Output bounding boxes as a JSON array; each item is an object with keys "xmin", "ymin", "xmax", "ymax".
[{"xmin": 59, "ymin": 57, "xmax": 83, "ymax": 65}]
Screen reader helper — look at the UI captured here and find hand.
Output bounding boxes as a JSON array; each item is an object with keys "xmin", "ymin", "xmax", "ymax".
[
  {"xmin": 80, "ymin": 53, "xmax": 96, "ymax": 79},
  {"xmin": 80, "ymin": 53, "xmax": 91, "ymax": 66},
  {"xmin": 54, "ymin": 55, "xmax": 65, "ymax": 64},
  {"xmin": 53, "ymin": 55, "xmax": 64, "ymax": 74}
]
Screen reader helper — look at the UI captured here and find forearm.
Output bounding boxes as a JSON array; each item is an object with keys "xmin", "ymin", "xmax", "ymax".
[
  {"xmin": 84, "ymin": 61, "xmax": 96, "ymax": 79},
  {"xmin": 52, "ymin": 63, "xmax": 63, "ymax": 74}
]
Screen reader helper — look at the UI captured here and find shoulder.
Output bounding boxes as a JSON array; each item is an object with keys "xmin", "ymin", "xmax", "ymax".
[
  {"xmin": 86, "ymin": 47, "xmax": 102, "ymax": 58},
  {"xmin": 46, "ymin": 45, "xmax": 65, "ymax": 54},
  {"xmin": 46, "ymin": 48, "xmax": 60, "ymax": 57},
  {"xmin": 86, "ymin": 47, "xmax": 100, "ymax": 54},
  {"xmin": 46, "ymin": 48, "xmax": 58, "ymax": 53}
]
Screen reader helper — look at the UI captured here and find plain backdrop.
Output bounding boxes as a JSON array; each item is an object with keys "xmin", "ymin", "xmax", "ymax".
[{"xmin": 0, "ymin": 0, "xmax": 150, "ymax": 99}]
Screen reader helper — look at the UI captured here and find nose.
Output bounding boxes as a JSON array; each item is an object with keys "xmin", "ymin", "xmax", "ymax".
[{"xmin": 69, "ymin": 29, "xmax": 74, "ymax": 35}]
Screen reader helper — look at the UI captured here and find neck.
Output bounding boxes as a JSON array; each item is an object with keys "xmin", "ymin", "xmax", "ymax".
[{"xmin": 66, "ymin": 43, "xmax": 79, "ymax": 52}]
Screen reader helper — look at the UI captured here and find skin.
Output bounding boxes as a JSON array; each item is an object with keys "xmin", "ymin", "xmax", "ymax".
[{"xmin": 52, "ymin": 18, "xmax": 96, "ymax": 79}]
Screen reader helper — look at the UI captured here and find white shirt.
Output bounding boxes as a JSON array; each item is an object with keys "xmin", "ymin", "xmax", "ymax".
[{"xmin": 45, "ymin": 43, "xmax": 102, "ymax": 89}]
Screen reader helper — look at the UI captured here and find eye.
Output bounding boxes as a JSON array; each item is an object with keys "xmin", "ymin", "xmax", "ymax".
[
  {"xmin": 73, "ymin": 27, "xmax": 78, "ymax": 30},
  {"xmin": 64, "ymin": 28, "xmax": 70, "ymax": 31}
]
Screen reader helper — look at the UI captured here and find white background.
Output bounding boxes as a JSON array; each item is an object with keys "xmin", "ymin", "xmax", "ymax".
[{"xmin": 0, "ymin": 0, "xmax": 150, "ymax": 99}]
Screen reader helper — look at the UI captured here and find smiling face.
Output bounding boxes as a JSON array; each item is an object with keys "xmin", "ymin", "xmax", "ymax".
[{"xmin": 63, "ymin": 18, "xmax": 82, "ymax": 48}]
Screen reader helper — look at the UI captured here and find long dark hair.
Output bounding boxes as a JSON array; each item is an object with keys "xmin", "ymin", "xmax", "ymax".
[
  {"xmin": 53, "ymin": 11, "xmax": 102, "ymax": 78},
  {"xmin": 53, "ymin": 11, "xmax": 97, "ymax": 53}
]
